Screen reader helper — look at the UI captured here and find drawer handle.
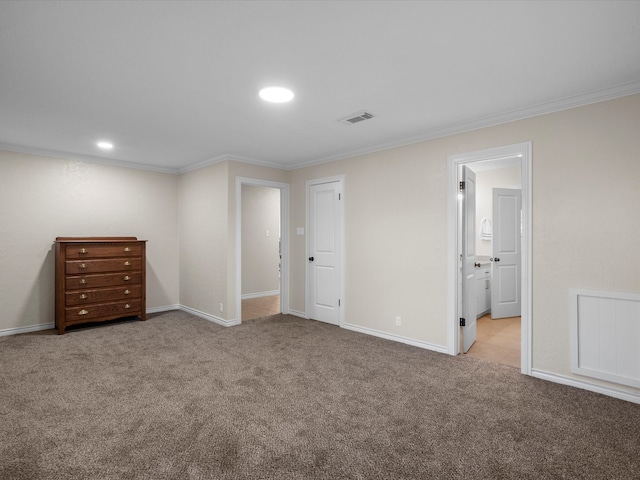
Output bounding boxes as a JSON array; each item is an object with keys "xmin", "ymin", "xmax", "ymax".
[
  {"xmin": 80, "ymin": 294, "xmax": 88, "ymax": 300},
  {"xmin": 78, "ymin": 309, "xmax": 89, "ymax": 316},
  {"xmin": 124, "ymin": 304, "xmax": 131, "ymax": 310},
  {"xmin": 124, "ymin": 247, "xmax": 131, "ymax": 252},
  {"xmin": 124, "ymin": 289, "xmax": 130, "ymax": 295},
  {"xmin": 124, "ymin": 275, "xmax": 130, "ymax": 281},
  {"xmin": 124, "ymin": 261, "xmax": 131, "ymax": 266},
  {"xmin": 79, "ymin": 248, "xmax": 88, "ymax": 254},
  {"xmin": 80, "ymin": 278, "xmax": 87, "ymax": 284},
  {"xmin": 79, "ymin": 263, "xmax": 87, "ymax": 269}
]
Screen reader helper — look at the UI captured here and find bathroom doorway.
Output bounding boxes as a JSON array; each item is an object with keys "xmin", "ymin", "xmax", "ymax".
[
  {"xmin": 447, "ymin": 142, "xmax": 532, "ymax": 374},
  {"xmin": 465, "ymin": 161, "xmax": 522, "ymax": 367}
]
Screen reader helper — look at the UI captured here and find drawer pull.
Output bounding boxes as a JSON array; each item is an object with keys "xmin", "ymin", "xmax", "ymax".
[
  {"xmin": 124, "ymin": 247, "xmax": 131, "ymax": 252},
  {"xmin": 78, "ymin": 309, "xmax": 89, "ymax": 316},
  {"xmin": 79, "ymin": 263, "xmax": 87, "ymax": 269},
  {"xmin": 80, "ymin": 278, "xmax": 87, "ymax": 284},
  {"xmin": 124, "ymin": 261, "xmax": 131, "ymax": 266},
  {"xmin": 79, "ymin": 248, "xmax": 88, "ymax": 254},
  {"xmin": 124, "ymin": 304, "xmax": 131, "ymax": 310},
  {"xmin": 124, "ymin": 275, "xmax": 130, "ymax": 281},
  {"xmin": 124, "ymin": 289, "xmax": 130, "ymax": 295},
  {"xmin": 80, "ymin": 294, "xmax": 88, "ymax": 300}
]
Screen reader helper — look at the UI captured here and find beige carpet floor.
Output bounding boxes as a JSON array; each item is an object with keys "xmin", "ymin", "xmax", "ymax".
[{"xmin": 1, "ymin": 310, "xmax": 639, "ymax": 479}]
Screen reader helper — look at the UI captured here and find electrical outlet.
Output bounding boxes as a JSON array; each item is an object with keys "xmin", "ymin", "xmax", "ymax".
[
  {"xmin": 395, "ymin": 316, "xmax": 401, "ymax": 326},
  {"xmin": 219, "ymin": 303, "xmax": 224, "ymax": 313}
]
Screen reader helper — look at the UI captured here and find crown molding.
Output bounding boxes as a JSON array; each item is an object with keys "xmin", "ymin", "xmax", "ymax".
[
  {"xmin": 289, "ymin": 80, "xmax": 640, "ymax": 170},
  {"xmin": 177, "ymin": 153, "xmax": 284, "ymax": 174},
  {"xmin": 3, "ymin": 81, "xmax": 640, "ymax": 174},
  {"xmin": 0, "ymin": 142, "xmax": 179, "ymax": 174}
]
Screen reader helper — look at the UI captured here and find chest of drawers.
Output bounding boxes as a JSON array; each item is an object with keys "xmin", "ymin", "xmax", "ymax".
[{"xmin": 55, "ymin": 237, "xmax": 147, "ymax": 335}]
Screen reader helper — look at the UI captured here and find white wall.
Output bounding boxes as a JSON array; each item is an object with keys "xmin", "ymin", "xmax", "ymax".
[
  {"xmin": 241, "ymin": 185, "xmax": 280, "ymax": 296},
  {"xmin": 0, "ymin": 151, "xmax": 179, "ymax": 332}
]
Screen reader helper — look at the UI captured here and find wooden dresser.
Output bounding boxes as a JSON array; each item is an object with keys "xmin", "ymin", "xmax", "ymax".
[{"xmin": 55, "ymin": 237, "xmax": 147, "ymax": 335}]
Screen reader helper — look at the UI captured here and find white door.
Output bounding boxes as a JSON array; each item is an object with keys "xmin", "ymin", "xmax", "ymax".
[
  {"xmin": 491, "ymin": 188, "xmax": 522, "ymax": 319},
  {"xmin": 461, "ymin": 166, "xmax": 477, "ymax": 353},
  {"xmin": 308, "ymin": 181, "xmax": 342, "ymax": 325}
]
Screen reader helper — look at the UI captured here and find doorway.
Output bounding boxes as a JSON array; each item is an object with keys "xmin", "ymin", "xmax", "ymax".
[
  {"xmin": 447, "ymin": 143, "xmax": 532, "ymax": 374},
  {"xmin": 236, "ymin": 177, "xmax": 290, "ymax": 323},
  {"xmin": 465, "ymin": 162, "xmax": 522, "ymax": 367}
]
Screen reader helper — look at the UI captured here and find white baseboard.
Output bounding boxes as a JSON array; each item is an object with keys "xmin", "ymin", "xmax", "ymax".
[
  {"xmin": 147, "ymin": 304, "xmax": 180, "ymax": 314},
  {"xmin": 342, "ymin": 322, "xmax": 448, "ymax": 354},
  {"xmin": 287, "ymin": 309, "xmax": 308, "ymax": 319},
  {"xmin": 531, "ymin": 369, "xmax": 640, "ymax": 405},
  {"xmin": 241, "ymin": 290, "xmax": 280, "ymax": 300},
  {"xmin": 0, "ymin": 322, "xmax": 55, "ymax": 337},
  {"xmin": 179, "ymin": 305, "xmax": 240, "ymax": 327}
]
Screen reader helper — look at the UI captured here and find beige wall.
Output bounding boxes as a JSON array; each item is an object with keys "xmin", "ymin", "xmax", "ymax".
[
  {"xmin": 241, "ymin": 185, "xmax": 280, "ymax": 296},
  {"xmin": 178, "ymin": 161, "xmax": 229, "ymax": 319},
  {"xmin": 288, "ymin": 94, "xmax": 640, "ymax": 396},
  {"xmin": 226, "ymin": 161, "xmax": 289, "ymax": 320},
  {"xmin": 0, "ymin": 150, "xmax": 179, "ymax": 332},
  {"xmin": 289, "ymin": 142, "xmax": 449, "ymax": 345},
  {"xmin": 177, "ymin": 160, "xmax": 288, "ymax": 322},
  {"xmin": 2, "ymin": 93, "xmax": 639, "ymax": 398}
]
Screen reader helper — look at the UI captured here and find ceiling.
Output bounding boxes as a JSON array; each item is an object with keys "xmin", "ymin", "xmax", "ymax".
[{"xmin": 1, "ymin": 1, "xmax": 639, "ymax": 173}]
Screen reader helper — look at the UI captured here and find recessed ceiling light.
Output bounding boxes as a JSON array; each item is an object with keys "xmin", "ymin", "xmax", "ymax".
[
  {"xmin": 96, "ymin": 141, "xmax": 114, "ymax": 150},
  {"xmin": 259, "ymin": 86, "xmax": 294, "ymax": 103}
]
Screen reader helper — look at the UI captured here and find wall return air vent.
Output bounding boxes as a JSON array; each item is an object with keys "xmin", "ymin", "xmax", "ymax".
[{"xmin": 340, "ymin": 111, "xmax": 375, "ymax": 124}]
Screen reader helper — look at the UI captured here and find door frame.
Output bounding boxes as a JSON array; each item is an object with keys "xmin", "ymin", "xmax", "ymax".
[
  {"xmin": 446, "ymin": 142, "xmax": 532, "ymax": 375},
  {"xmin": 306, "ymin": 175, "xmax": 345, "ymax": 326},
  {"xmin": 236, "ymin": 177, "xmax": 290, "ymax": 323}
]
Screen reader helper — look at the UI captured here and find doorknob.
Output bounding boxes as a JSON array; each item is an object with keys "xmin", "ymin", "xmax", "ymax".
[
  {"xmin": 308, "ymin": 256, "xmax": 314, "ymax": 262},
  {"xmin": 490, "ymin": 257, "xmax": 501, "ymax": 262}
]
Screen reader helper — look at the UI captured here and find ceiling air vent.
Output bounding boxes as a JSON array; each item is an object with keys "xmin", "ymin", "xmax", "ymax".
[{"xmin": 340, "ymin": 111, "xmax": 375, "ymax": 125}]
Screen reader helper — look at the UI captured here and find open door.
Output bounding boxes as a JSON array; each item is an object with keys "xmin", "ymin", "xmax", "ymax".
[
  {"xmin": 491, "ymin": 188, "xmax": 522, "ymax": 319},
  {"xmin": 461, "ymin": 166, "xmax": 477, "ymax": 353}
]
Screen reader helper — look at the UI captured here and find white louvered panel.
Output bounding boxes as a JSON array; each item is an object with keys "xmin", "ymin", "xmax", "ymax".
[{"xmin": 571, "ymin": 289, "xmax": 640, "ymax": 388}]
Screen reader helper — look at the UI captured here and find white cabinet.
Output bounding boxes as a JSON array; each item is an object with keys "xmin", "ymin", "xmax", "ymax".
[{"xmin": 476, "ymin": 265, "xmax": 491, "ymax": 317}]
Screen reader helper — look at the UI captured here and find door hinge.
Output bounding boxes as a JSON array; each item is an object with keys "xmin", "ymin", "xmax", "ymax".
[
  {"xmin": 338, "ymin": 299, "xmax": 341, "ymax": 307},
  {"xmin": 459, "ymin": 181, "xmax": 465, "ymax": 191},
  {"xmin": 339, "ymin": 193, "xmax": 341, "ymax": 200},
  {"xmin": 459, "ymin": 317, "xmax": 466, "ymax": 326}
]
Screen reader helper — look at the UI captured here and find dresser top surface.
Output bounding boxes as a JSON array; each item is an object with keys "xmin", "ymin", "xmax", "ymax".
[{"xmin": 56, "ymin": 237, "xmax": 147, "ymax": 243}]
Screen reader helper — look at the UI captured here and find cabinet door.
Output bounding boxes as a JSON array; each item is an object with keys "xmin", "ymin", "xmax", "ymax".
[{"xmin": 484, "ymin": 277, "xmax": 491, "ymax": 313}]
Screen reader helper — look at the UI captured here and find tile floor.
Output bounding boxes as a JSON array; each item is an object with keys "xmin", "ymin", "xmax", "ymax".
[
  {"xmin": 242, "ymin": 295, "xmax": 280, "ymax": 321},
  {"xmin": 466, "ymin": 313, "xmax": 521, "ymax": 368}
]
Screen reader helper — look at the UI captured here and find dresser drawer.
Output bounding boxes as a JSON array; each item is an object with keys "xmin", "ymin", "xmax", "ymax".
[
  {"xmin": 65, "ymin": 285, "xmax": 142, "ymax": 306},
  {"xmin": 64, "ymin": 243, "xmax": 142, "ymax": 259},
  {"xmin": 65, "ymin": 299, "xmax": 142, "ymax": 323},
  {"xmin": 66, "ymin": 272, "xmax": 142, "ymax": 290},
  {"xmin": 65, "ymin": 258, "xmax": 142, "ymax": 275}
]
